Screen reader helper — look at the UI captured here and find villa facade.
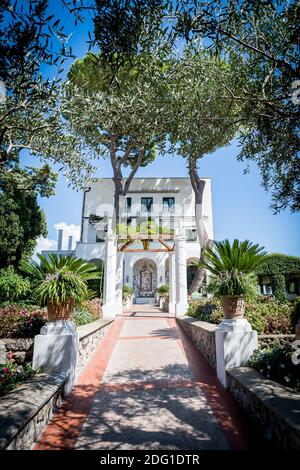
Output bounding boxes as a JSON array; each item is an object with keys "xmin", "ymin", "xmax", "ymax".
[{"xmin": 75, "ymin": 177, "xmax": 213, "ymax": 305}]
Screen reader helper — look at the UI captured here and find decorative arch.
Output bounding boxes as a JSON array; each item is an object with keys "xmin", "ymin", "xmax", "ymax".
[{"xmin": 133, "ymin": 258, "xmax": 157, "ymax": 298}]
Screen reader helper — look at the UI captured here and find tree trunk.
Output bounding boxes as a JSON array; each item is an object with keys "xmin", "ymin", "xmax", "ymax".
[{"xmin": 188, "ymin": 157, "xmax": 210, "ymax": 295}]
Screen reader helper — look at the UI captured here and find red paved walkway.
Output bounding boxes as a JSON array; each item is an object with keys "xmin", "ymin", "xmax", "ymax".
[{"xmin": 34, "ymin": 312, "xmax": 260, "ymax": 450}]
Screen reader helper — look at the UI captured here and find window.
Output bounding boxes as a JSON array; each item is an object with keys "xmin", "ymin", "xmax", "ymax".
[
  {"xmin": 163, "ymin": 197, "xmax": 175, "ymax": 213},
  {"xmin": 186, "ymin": 228, "xmax": 197, "ymax": 242},
  {"xmin": 141, "ymin": 197, "xmax": 153, "ymax": 213},
  {"xmin": 125, "ymin": 197, "xmax": 132, "ymax": 213}
]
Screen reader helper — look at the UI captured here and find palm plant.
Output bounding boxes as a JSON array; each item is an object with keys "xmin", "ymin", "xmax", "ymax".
[
  {"xmin": 199, "ymin": 239, "xmax": 267, "ymax": 319},
  {"xmin": 21, "ymin": 254, "xmax": 100, "ymax": 320}
]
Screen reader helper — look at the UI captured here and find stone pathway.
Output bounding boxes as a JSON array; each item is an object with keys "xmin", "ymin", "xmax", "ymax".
[{"xmin": 35, "ymin": 312, "xmax": 261, "ymax": 450}]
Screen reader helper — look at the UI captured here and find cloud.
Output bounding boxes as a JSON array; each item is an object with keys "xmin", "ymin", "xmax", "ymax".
[{"xmin": 34, "ymin": 222, "xmax": 81, "ymax": 258}]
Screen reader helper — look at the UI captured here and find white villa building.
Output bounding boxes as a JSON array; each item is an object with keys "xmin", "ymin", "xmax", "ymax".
[{"xmin": 44, "ymin": 177, "xmax": 213, "ymax": 316}]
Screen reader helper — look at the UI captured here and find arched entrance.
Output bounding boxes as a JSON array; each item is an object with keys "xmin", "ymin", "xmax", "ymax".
[{"xmin": 133, "ymin": 259, "xmax": 157, "ymax": 304}]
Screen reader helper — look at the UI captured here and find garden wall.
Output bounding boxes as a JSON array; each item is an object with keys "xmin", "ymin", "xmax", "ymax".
[
  {"xmin": 0, "ymin": 338, "xmax": 34, "ymax": 365},
  {"xmin": 0, "ymin": 372, "xmax": 66, "ymax": 450},
  {"xmin": 177, "ymin": 317, "xmax": 217, "ymax": 369},
  {"xmin": 0, "ymin": 318, "xmax": 114, "ymax": 450},
  {"xmin": 177, "ymin": 317, "xmax": 295, "ymax": 371},
  {"xmin": 227, "ymin": 367, "xmax": 300, "ymax": 450},
  {"xmin": 77, "ymin": 318, "xmax": 114, "ymax": 373}
]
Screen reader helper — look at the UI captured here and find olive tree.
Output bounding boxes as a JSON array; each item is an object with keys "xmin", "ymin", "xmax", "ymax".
[{"xmin": 168, "ymin": 50, "xmax": 242, "ymax": 293}]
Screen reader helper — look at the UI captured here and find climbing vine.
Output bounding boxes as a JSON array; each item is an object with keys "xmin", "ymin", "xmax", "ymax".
[{"xmin": 256, "ymin": 254, "xmax": 300, "ymax": 301}]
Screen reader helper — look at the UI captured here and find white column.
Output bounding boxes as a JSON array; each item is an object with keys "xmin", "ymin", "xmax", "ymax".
[
  {"xmin": 33, "ymin": 321, "xmax": 79, "ymax": 395},
  {"xmin": 102, "ymin": 233, "xmax": 117, "ymax": 317},
  {"xmin": 215, "ymin": 319, "xmax": 258, "ymax": 387},
  {"xmin": 115, "ymin": 252, "xmax": 124, "ymax": 315},
  {"xmin": 168, "ymin": 252, "xmax": 176, "ymax": 314},
  {"xmin": 175, "ymin": 233, "xmax": 188, "ymax": 316}
]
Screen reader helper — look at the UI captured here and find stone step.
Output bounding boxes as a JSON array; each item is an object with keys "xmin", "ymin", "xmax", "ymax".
[{"xmin": 134, "ymin": 297, "xmax": 155, "ymax": 304}]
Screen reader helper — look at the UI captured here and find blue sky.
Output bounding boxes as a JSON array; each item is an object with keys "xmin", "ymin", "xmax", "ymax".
[{"xmin": 31, "ymin": 3, "xmax": 299, "ymax": 256}]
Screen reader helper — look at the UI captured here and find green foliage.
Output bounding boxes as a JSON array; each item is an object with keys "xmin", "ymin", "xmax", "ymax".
[
  {"xmin": 187, "ymin": 299, "xmax": 223, "ymax": 324},
  {"xmin": 173, "ymin": 0, "xmax": 300, "ymax": 212},
  {"xmin": 188, "ymin": 297, "xmax": 294, "ymax": 334},
  {"xmin": 73, "ymin": 298, "xmax": 102, "ymax": 326},
  {"xmin": 0, "ymin": 304, "xmax": 46, "ymax": 338},
  {"xmin": 248, "ymin": 343, "xmax": 300, "ymax": 392},
  {"xmin": 256, "ymin": 254, "xmax": 300, "ymax": 277},
  {"xmin": 0, "ymin": 191, "xmax": 47, "ymax": 268},
  {"xmin": 156, "ymin": 284, "xmax": 169, "ymax": 297},
  {"xmin": 21, "ymin": 254, "xmax": 99, "ymax": 306},
  {"xmin": 116, "ymin": 220, "xmax": 175, "ymax": 240},
  {"xmin": 201, "ymin": 239, "xmax": 267, "ymax": 296},
  {"xmin": 0, "ymin": 361, "xmax": 35, "ymax": 396},
  {"xmin": 0, "ymin": 2, "xmax": 94, "ymax": 192},
  {"xmin": 0, "ymin": 268, "xmax": 30, "ymax": 302},
  {"xmin": 93, "ymin": 1, "xmax": 165, "ymax": 69},
  {"xmin": 73, "ymin": 307, "xmax": 94, "ymax": 326},
  {"xmin": 256, "ymin": 254, "xmax": 300, "ymax": 302},
  {"xmin": 122, "ymin": 285, "xmax": 134, "ymax": 301},
  {"xmin": 86, "ymin": 261, "xmax": 104, "ymax": 299},
  {"xmin": 271, "ymin": 274, "xmax": 287, "ymax": 303}
]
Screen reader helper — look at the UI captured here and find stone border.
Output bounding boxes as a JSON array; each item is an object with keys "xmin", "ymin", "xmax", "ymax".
[
  {"xmin": 177, "ymin": 316, "xmax": 217, "ymax": 369},
  {"xmin": 77, "ymin": 318, "xmax": 114, "ymax": 373},
  {"xmin": 0, "ymin": 372, "xmax": 66, "ymax": 450},
  {"xmin": 0, "ymin": 318, "xmax": 114, "ymax": 450},
  {"xmin": 227, "ymin": 367, "xmax": 300, "ymax": 450}
]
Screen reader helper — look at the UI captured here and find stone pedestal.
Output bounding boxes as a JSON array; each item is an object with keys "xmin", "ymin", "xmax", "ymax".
[
  {"xmin": 175, "ymin": 234, "xmax": 188, "ymax": 316},
  {"xmin": 215, "ymin": 318, "xmax": 258, "ymax": 387},
  {"xmin": 32, "ymin": 320, "xmax": 78, "ymax": 395},
  {"xmin": 102, "ymin": 233, "xmax": 117, "ymax": 318}
]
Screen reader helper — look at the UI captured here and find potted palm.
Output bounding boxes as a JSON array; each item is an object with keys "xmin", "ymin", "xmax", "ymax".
[
  {"xmin": 21, "ymin": 254, "xmax": 99, "ymax": 321},
  {"xmin": 200, "ymin": 239, "xmax": 267, "ymax": 320}
]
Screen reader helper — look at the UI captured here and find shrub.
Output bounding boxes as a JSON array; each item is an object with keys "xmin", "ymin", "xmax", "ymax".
[
  {"xmin": 0, "ymin": 268, "xmax": 30, "ymax": 303},
  {"xmin": 271, "ymin": 274, "xmax": 287, "ymax": 302},
  {"xmin": 73, "ymin": 306, "xmax": 94, "ymax": 326},
  {"xmin": 73, "ymin": 298, "xmax": 102, "ymax": 326},
  {"xmin": 248, "ymin": 343, "xmax": 300, "ymax": 392},
  {"xmin": 156, "ymin": 284, "xmax": 169, "ymax": 297},
  {"xmin": 81, "ymin": 298, "xmax": 102, "ymax": 320},
  {"xmin": 0, "ymin": 305, "xmax": 46, "ymax": 338},
  {"xmin": 245, "ymin": 297, "xmax": 294, "ymax": 334},
  {"xmin": 187, "ymin": 296, "xmax": 294, "ymax": 334},
  {"xmin": 122, "ymin": 285, "xmax": 134, "ymax": 301},
  {"xmin": 187, "ymin": 299, "xmax": 223, "ymax": 324},
  {"xmin": 0, "ymin": 360, "xmax": 35, "ymax": 396}
]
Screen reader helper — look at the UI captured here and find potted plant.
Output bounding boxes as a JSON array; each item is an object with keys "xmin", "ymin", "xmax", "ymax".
[
  {"xmin": 156, "ymin": 284, "xmax": 169, "ymax": 308},
  {"xmin": 21, "ymin": 254, "xmax": 99, "ymax": 321},
  {"xmin": 122, "ymin": 285, "xmax": 134, "ymax": 304},
  {"xmin": 200, "ymin": 239, "xmax": 267, "ymax": 320}
]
